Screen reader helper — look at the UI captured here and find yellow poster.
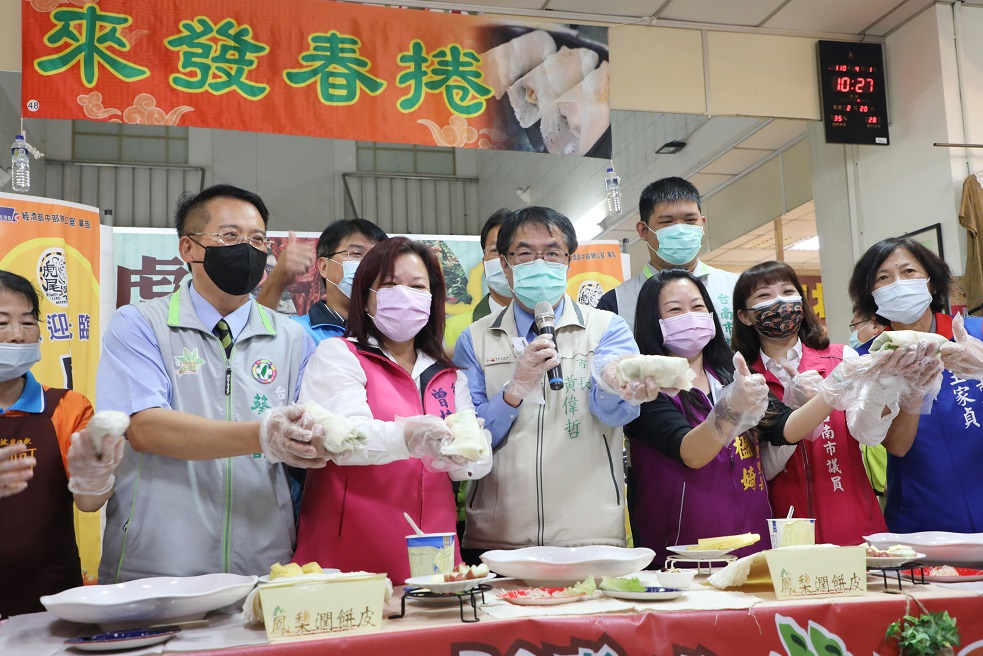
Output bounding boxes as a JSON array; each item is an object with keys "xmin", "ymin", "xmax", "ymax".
[{"xmin": 0, "ymin": 192, "xmax": 102, "ymax": 584}]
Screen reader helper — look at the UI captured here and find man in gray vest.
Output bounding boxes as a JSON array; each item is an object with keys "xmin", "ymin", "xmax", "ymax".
[
  {"xmin": 96, "ymin": 184, "xmax": 326, "ymax": 583},
  {"xmin": 597, "ymin": 177, "xmax": 739, "ymax": 339},
  {"xmin": 453, "ymin": 207, "xmax": 661, "ymax": 559}
]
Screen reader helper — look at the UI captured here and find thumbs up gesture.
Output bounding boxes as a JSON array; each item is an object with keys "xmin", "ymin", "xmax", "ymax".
[{"xmin": 941, "ymin": 314, "xmax": 983, "ymax": 380}]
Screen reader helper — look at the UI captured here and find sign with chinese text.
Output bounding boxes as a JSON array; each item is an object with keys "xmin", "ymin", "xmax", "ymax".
[
  {"xmin": 765, "ymin": 545, "xmax": 866, "ymax": 601},
  {"xmin": 258, "ymin": 573, "xmax": 387, "ymax": 641},
  {"xmin": 22, "ymin": 0, "xmax": 611, "ymax": 158}
]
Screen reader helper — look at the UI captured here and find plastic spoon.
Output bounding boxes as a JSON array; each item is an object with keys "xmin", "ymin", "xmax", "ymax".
[{"xmin": 403, "ymin": 512, "xmax": 425, "ymax": 536}]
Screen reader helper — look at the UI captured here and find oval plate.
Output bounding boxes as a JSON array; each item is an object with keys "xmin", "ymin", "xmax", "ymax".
[
  {"xmin": 666, "ymin": 545, "xmax": 734, "ymax": 559},
  {"xmin": 914, "ymin": 566, "xmax": 983, "ymax": 583},
  {"xmin": 498, "ymin": 588, "xmax": 588, "ymax": 606},
  {"xmin": 65, "ymin": 628, "xmax": 177, "ymax": 652},
  {"xmin": 866, "ymin": 553, "xmax": 926, "ymax": 569},
  {"xmin": 601, "ymin": 586, "xmax": 685, "ymax": 601},
  {"xmin": 404, "ymin": 573, "xmax": 496, "ymax": 594},
  {"xmin": 257, "ymin": 570, "xmax": 341, "ymax": 584}
]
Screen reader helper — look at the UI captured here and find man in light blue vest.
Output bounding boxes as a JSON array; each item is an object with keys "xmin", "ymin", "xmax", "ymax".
[{"xmin": 96, "ymin": 184, "xmax": 325, "ymax": 583}]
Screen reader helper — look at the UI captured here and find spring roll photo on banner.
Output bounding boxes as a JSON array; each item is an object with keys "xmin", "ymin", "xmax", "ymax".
[
  {"xmin": 541, "ymin": 61, "xmax": 610, "ymax": 155},
  {"xmin": 480, "ymin": 30, "xmax": 558, "ymax": 100},
  {"xmin": 507, "ymin": 47, "xmax": 600, "ymax": 128}
]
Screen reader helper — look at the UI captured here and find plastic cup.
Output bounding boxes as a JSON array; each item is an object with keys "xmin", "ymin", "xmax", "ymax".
[
  {"xmin": 768, "ymin": 518, "xmax": 817, "ymax": 548},
  {"xmin": 406, "ymin": 532, "xmax": 456, "ymax": 578}
]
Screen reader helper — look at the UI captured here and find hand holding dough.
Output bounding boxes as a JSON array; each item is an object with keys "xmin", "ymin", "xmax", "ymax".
[
  {"xmin": 441, "ymin": 410, "xmax": 491, "ymax": 462},
  {"xmin": 615, "ymin": 354, "xmax": 694, "ymax": 391},
  {"xmin": 86, "ymin": 410, "xmax": 129, "ymax": 458},
  {"xmin": 869, "ymin": 330, "xmax": 949, "ymax": 358},
  {"xmin": 303, "ymin": 402, "xmax": 368, "ymax": 455}
]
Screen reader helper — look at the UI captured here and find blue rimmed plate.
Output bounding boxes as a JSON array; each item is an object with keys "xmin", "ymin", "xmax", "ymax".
[{"xmin": 65, "ymin": 627, "xmax": 177, "ymax": 652}]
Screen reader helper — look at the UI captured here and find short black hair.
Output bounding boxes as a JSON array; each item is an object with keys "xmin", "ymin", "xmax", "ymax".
[
  {"xmin": 480, "ymin": 209, "xmax": 512, "ymax": 250},
  {"xmin": 496, "ymin": 206, "xmax": 578, "ymax": 257},
  {"xmin": 175, "ymin": 184, "xmax": 270, "ymax": 237},
  {"xmin": 849, "ymin": 236, "xmax": 951, "ymax": 321},
  {"xmin": 0, "ymin": 270, "xmax": 40, "ymax": 321},
  {"xmin": 639, "ymin": 177, "xmax": 701, "ymax": 225},
  {"xmin": 315, "ymin": 219, "xmax": 388, "ymax": 260}
]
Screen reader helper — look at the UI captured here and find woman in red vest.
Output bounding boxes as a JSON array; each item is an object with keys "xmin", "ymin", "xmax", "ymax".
[
  {"xmin": 731, "ymin": 262, "xmax": 887, "ymax": 545},
  {"xmin": 294, "ymin": 238, "xmax": 491, "ymax": 583},
  {"xmin": 0, "ymin": 270, "xmax": 124, "ymax": 616}
]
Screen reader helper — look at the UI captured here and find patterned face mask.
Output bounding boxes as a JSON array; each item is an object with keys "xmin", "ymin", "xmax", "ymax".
[{"xmin": 752, "ymin": 295, "xmax": 804, "ymax": 339}]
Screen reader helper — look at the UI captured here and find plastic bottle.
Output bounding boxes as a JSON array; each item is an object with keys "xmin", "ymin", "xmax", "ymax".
[
  {"xmin": 10, "ymin": 135, "xmax": 30, "ymax": 193},
  {"xmin": 604, "ymin": 163, "xmax": 621, "ymax": 214}
]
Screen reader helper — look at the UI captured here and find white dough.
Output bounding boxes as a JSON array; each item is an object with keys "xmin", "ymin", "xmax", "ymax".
[
  {"xmin": 87, "ymin": 410, "xmax": 130, "ymax": 457},
  {"xmin": 870, "ymin": 331, "xmax": 949, "ymax": 357},
  {"xmin": 479, "ymin": 30, "xmax": 557, "ymax": 100},
  {"xmin": 303, "ymin": 402, "xmax": 368, "ymax": 454},
  {"xmin": 615, "ymin": 355, "xmax": 695, "ymax": 391},
  {"xmin": 507, "ymin": 47, "xmax": 599, "ymax": 128},
  {"xmin": 541, "ymin": 61, "xmax": 610, "ymax": 156},
  {"xmin": 441, "ymin": 410, "xmax": 490, "ymax": 461}
]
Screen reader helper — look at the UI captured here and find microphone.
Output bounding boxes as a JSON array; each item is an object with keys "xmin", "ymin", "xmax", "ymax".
[{"xmin": 534, "ymin": 301, "xmax": 564, "ymax": 391}]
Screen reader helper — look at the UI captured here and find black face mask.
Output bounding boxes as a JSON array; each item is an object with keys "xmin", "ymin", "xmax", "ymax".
[{"xmin": 191, "ymin": 241, "xmax": 268, "ymax": 296}]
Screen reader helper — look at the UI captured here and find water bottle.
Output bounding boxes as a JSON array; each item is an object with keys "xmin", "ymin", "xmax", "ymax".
[
  {"xmin": 10, "ymin": 135, "xmax": 30, "ymax": 193},
  {"xmin": 604, "ymin": 163, "xmax": 621, "ymax": 214}
]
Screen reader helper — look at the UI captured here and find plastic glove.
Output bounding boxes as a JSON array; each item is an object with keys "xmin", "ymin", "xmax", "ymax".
[
  {"xmin": 899, "ymin": 357, "xmax": 944, "ymax": 414},
  {"xmin": 67, "ymin": 428, "xmax": 125, "ymax": 495},
  {"xmin": 593, "ymin": 354, "xmax": 669, "ymax": 404},
  {"xmin": 503, "ymin": 334, "xmax": 559, "ymax": 403},
  {"xmin": 705, "ymin": 353, "xmax": 769, "ymax": 447},
  {"xmin": 259, "ymin": 404, "xmax": 328, "ymax": 468},
  {"xmin": 0, "ymin": 443, "xmax": 34, "ymax": 498},
  {"xmin": 783, "ymin": 368, "xmax": 824, "ymax": 410},
  {"xmin": 941, "ymin": 314, "xmax": 983, "ymax": 380},
  {"xmin": 399, "ymin": 415, "xmax": 469, "ymax": 473},
  {"xmin": 818, "ymin": 345, "xmax": 925, "ymax": 409}
]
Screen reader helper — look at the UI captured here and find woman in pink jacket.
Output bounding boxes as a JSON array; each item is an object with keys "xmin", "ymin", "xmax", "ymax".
[{"xmin": 294, "ymin": 237, "xmax": 491, "ymax": 582}]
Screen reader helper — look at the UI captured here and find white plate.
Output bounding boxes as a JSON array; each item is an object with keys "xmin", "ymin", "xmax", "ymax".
[
  {"xmin": 480, "ymin": 546, "xmax": 655, "ymax": 586},
  {"xmin": 41, "ymin": 573, "xmax": 257, "ymax": 631},
  {"xmin": 666, "ymin": 545, "xmax": 734, "ymax": 559},
  {"xmin": 257, "ymin": 569, "xmax": 341, "ymax": 584},
  {"xmin": 64, "ymin": 629, "xmax": 177, "ymax": 652},
  {"xmin": 601, "ymin": 587, "xmax": 685, "ymax": 601},
  {"xmin": 866, "ymin": 553, "xmax": 926, "ymax": 568},
  {"xmin": 404, "ymin": 573, "xmax": 497, "ymax": 593},
  {"xmin": 497, "ymin": 590, "xmax": 588, "ymax": 606},
  {"xmin": 865, "ymin": 532, "xmax": 983, "ymax": 566}
]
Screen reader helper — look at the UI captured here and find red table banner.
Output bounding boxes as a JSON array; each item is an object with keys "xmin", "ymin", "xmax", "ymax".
[{"xmin": 21, "ymin": 0, "xmax": 611, "ymax": 157}]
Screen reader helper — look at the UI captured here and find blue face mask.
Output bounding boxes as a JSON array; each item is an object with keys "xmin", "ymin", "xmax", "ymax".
[
  {"xmin": 847, "ymin": 330, "xmax": 863, "ymax": 350},
  {"xmin": 648, "ymin": 223, "xmax": 704, "ymax": 265},
  {"xmin": 483, "ymin": 258, "xmax": 513, "ymax": 298},
  {"xmin": 508, "ymin": 260, "xmax": 568, "ymax": 309},
  {"xmin": 328, "ymin": 259, "xmax": 360, "ymax": 298}
]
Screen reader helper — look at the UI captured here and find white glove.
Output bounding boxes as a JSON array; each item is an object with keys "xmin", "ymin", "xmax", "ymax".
[
  {"xmin": 259, "ymin": 404, "xmax": 328, "ymax": 468},
  {"xmin": 67, "ymin": 428, "xmax": 125, "ymax": 495},
  {"xmin": 783, "ymin": 368, "xmax": 824, "ymax": 410},
  {"xmin": 399, "ymin": 415, "xmax": 468, "ymax": 473},
  {"xmin": 503, "ymin": 334, "xmax": 559, "ymax": 403},
  {"xmin": 941, "ymin": 314, "xmax": 983, "ymax": 380},
  {"xmin": 593, "ymin": 354, "xmax": 670, "ymax": 404},
  {"xmin": 705, "ymin": 353, "xmax": 769, "ymax": 447},
  {"xmin": 0, "ymin": 443, "xmax": 35, "ymax": 498}
]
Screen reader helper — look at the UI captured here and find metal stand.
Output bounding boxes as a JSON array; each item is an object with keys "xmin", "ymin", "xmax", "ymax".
[
  {"xmin": 867, "ymin": 562, "xmax": 928, "ymax": 592},
  {"xmin": 389, "ymin": 584, "xmax": 492, "ymax": 623},
  {"xmin": 665, "ymin": 554, "xmax": 737, "ymax": 574}
]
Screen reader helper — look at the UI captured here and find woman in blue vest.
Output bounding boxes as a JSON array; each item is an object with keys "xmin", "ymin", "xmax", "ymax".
[{"xmin": 849, "ymin": 236, "xmax": 983, "ymax": 533}]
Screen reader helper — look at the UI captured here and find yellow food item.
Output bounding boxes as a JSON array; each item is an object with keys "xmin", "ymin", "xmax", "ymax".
[
  {"xmin": 693, "ymin": 533, "xmax": 761, "ymax": 550},
  {"xmin": 269, "ymin": 562, "xmax": 304, "ymax": 579},
  {"xmin": 301, "ymin": 562, "xmax": 323, "ymax": 574}
]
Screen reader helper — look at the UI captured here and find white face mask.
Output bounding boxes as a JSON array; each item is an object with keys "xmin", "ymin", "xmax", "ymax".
[
  {"xmin": 327, "ymin": 259, "xmax": 359, "ymax": 298},
  {"xmin": 483, "ymin": 258, "xmax": 513, "ymax": 298},
  {"xmin": 0, "ymin": 342, "xmax": 42, "ymax": 382},
  {"xmin": 872, "ymin": 278, "xmax": 933, "ymax": 324}
]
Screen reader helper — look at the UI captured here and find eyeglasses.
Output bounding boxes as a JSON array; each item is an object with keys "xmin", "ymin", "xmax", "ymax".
[
  {"xmin": 483, "ymin": 246, "xmax": 499, "ymax": 257},
  {"xmin": 849, "ymin": 319, "xmax": 870, "ymax": 331},
  {"xmin": 328, "ymin": 249, "xmax": 366, "ymax": 262},
  {"xmin": 506, "ymin": 249, "xmax": 569, "ymax": 265},
  {"xmin": 188, "ymin": 231, "xmax": 271, "ymax": 251}
]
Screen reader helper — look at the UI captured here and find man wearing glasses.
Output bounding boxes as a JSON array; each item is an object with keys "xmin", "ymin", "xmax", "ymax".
[
  {"xmin": 257, "ymin": 219, "xmax": 388, "ymax": 343},
  {"xmin": 96, "ymin": 184, "xmax": 327, "ymax": 582},
  {"xmin": 453, "ymin": 207, "xmax": 653, "ymax": 560}
]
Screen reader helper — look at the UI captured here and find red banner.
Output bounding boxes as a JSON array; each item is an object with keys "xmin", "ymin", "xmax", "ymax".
[{"xmin": 21, "ymin": 0, "xmax": 611, "ymax": 157}]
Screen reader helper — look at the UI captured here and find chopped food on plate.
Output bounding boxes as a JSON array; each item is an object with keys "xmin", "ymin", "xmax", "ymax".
[
  {"xmin": 693, "ymin": 533, "xmax": 760, "ymax": 550},
  {"xmin": 430, "ymin": 563, "xmax": 491, "ymax": 583},
  {"xmin": 862, "ymin": 543, "xmax": 917, "ymax": 558}
]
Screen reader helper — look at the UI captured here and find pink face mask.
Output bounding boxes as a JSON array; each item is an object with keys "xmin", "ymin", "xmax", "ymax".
[
  {"xmin": 369, "ymin": 285, "xmax": 432, "ymax": 343},
  {"xmin": 659, "ymin": 311, "xmax": 716, "ymax": 357}
]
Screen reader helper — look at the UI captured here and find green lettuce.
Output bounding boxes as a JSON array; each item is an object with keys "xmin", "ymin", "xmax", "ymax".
[{"xmin": 599, "ymin": 576, "xmax": 646, "ymax": 592}]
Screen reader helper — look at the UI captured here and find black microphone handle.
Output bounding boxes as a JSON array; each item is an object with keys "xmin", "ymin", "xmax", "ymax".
[{"xmin": 536, "ymin": 324, "xmax": 564, "ymax": 391}]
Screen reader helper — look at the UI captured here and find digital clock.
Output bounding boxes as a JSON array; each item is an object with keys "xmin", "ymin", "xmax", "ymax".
[{"xmin": 817, "ymin": 40, "xmax": 889, "ymax": 146}]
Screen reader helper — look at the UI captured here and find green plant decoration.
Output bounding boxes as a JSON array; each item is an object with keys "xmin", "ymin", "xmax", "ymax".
[{"xmin": 886, "ymin": 595, "xmax": 960, "ymax": 656}]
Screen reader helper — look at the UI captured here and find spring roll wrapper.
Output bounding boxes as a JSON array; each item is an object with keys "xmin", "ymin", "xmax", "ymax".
[
  {"xmin": 507, "ymin": 47, "xmax": 599, "ymax": 128},
  {"xmin": 479, "ymin": 30, "xmax": 557, "ymax": 100},
  {"xmin": 541, "ymin": 61, "xmax": 610, "ymax": 155}
]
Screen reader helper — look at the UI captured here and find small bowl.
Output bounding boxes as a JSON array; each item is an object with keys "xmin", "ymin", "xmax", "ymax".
[{"xmin": 654, "ymin": 569, "xmax": 696, "ymax": 589}]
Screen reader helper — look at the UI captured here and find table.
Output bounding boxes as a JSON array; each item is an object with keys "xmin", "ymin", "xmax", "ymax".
[{"xmin": 4, "ymin": 578, "xmax": 981, "ymax": 656}]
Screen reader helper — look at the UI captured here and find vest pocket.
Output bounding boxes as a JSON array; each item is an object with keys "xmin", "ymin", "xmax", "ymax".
[{"xmin": 600, "ymin": 434, "xmax": 621, "ymax": 505}]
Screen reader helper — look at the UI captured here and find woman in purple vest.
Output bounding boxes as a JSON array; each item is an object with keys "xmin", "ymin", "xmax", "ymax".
[
  {"xmin": 624, "ymin": 269, "xmax": 888, "ymax": 566},
  {"xmin": 295, "ymin": 238, "xmax": 492, "ymax": 583}
]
